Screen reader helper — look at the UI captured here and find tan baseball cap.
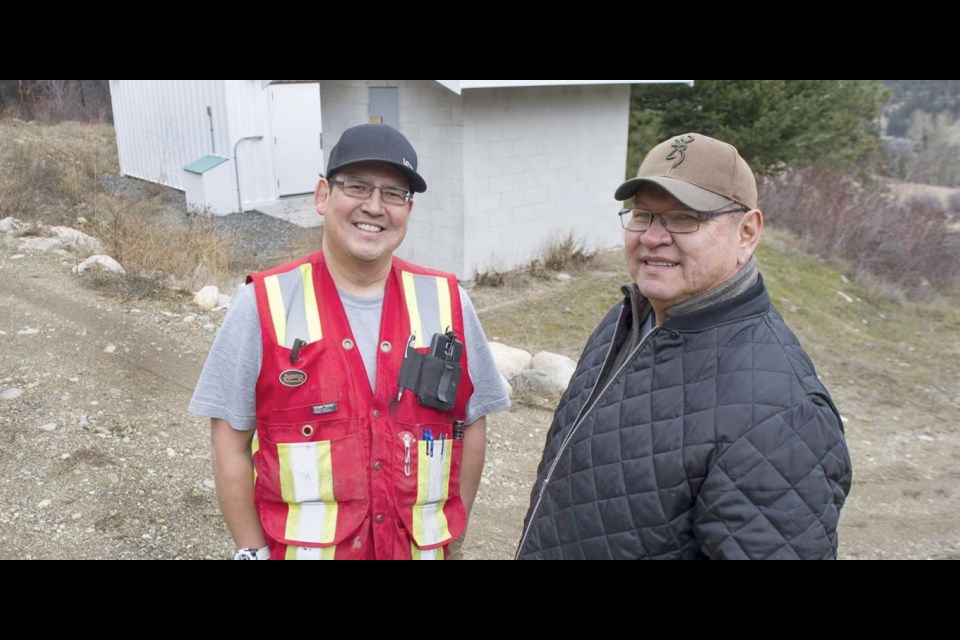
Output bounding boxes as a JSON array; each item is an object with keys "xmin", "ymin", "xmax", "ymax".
[{"xmin": 615, "ymin": 133, "xmax": 757, "ymax": 211}]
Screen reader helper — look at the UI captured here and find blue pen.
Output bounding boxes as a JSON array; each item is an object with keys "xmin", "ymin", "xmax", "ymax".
[{"xmin": 423, "ymin": 429, "xmax": 433, "ymax": 457}]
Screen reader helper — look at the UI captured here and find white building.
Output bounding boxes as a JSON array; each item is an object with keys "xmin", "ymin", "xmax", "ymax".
[{"xmin": 109, "ymin": 80, "xmax": 692, "ymax": 278}]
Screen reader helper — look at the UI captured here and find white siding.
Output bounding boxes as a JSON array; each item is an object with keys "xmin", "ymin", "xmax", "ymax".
[
  {"xmin": 110, "ymin": 80, "xmax": 229, "ymax": 191},
  {"xmin": 462, "ymin": 85, "xmax": 630, "ymax": 277},
  {"xmin": 224, "ymin": 80, "xmax": 279, "ymax": 209},
  {"xmin": 110, "ymin": 80, "xmax": 289, "ymax": 211},
  {"xmin": 319, "ymin": 80, "xmax": 465, "ymax": 277}
]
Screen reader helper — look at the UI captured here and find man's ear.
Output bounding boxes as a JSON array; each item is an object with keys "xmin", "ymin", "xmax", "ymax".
[
  {"xmin": 315, "ymin": 178, "xmax": 329, "ymax": 217},
  {"xmin": 737, "ymin": 209, "xmax": 763, "ymax": 266}
]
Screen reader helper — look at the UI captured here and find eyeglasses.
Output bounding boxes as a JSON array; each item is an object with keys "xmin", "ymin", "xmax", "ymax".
[
  {"xmin": 618, "ymin": 206, "xmax": 749, "ymax": 234},
  {"xmin": 329, "ymin": 178, "xmax": 412, "ymax": 206}
]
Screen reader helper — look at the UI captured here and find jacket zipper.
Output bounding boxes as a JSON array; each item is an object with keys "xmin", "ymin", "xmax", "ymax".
[{"xmin": 516, "ymin": 311, "xmax": 660, "ymax": 558}]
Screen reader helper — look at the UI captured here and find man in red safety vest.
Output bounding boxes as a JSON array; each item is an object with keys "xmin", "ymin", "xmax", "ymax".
[{"xmin": 190, "ymin": 124, "xmax": 511, "ymax": 559}]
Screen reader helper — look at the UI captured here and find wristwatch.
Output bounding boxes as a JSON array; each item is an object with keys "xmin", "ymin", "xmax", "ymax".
[{"xmin": 233, "ymin": 546, "xmax": 271, "ymax": 560}]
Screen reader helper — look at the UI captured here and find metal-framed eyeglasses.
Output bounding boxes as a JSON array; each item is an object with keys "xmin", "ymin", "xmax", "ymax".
[
  {"xmin": 618, "ymin": 205, "xmax": 750, "ymax": 234},
  {"xmin": 329, "ymin": 178, "xmax": 412, "ymax": 206}
]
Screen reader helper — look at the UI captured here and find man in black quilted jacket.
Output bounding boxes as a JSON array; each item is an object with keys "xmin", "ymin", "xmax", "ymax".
[{"xmin": 516, "ymin": 133, "xmax": 853, "ymax": 560}]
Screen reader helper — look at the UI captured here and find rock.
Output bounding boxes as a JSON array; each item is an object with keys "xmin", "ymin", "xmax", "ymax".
[
  {"xmin": 507, "ymin": 370, "xmax": 564, "ymax": 396},
  {"xmin": 193, "ymin": 286, "xmax": 221, "ymax": 311},
  {"xmin": 38, "ymin": 423, "xmax": 57, "ymax": 432},
  {"xmin": 203, "ymin": 324, "xmax": 215, "ymax": 331},
  {"xmin": 18, "ymin": 237, "xmax": 63, "ymax": 252},
  {"xmin": 104, "ymin": 344, "xmax": 116, "ymax": 353},
  {"xmin": 1, "ymin": 388, "xmax": 23, "ymax": 400},
  {"xmin": 17, "ymin": 327, "xmax": 39, "ymax": 335},
  {"xmin": 553, "ymin": 272, "xmax": 573, "ymax": 283},
  {"xmin": 202, "ymin": 479, "xmax": 216, "ymax": 490},
  {"xmin": 837, "ymin": 291, "xmax": 855, "ymax": 303},
  {"xmin": 38, "ymin": 499, "xmax": 52, "ymax": 509},
  {"xmin": 48, "ymin": 226, "xmax": 104, "ymax": 252},
  {"xmin": 488, "ymin": 342, "xmax": 532, "ymax": 376},
  {"xmin": 182, "ymin": 315, "xmax": 196, "ymax": 324},
  {"xmin": 0, "ymin": 217, "xmax": 19, "ymax": 233},
  {"xmin": 532, "ymin": 351, "xmax": 577, "ymax": 392},
  {"xmin": 72, "ymin": 255, "xmax": 125, "ymax": 275},
  {"xmin": 198, "ymin": 315, "xmax": 211, "ymax": 323}
]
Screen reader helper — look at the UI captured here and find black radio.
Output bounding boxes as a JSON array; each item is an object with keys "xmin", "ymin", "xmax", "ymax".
[{"xmin": 397, "ymin": 330, "xmax": 464, "ymax": 412}]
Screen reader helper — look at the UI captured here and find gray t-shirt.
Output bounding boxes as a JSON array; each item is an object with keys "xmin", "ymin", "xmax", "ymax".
[{"xmin": 189, "ymin": 283, "xmax": 510, "ymax": 430}]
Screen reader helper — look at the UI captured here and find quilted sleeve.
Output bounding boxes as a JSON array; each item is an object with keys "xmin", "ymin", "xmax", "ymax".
[{"xmin": 693, "ymin": 393, "xmax": 853, "ymax": 559}]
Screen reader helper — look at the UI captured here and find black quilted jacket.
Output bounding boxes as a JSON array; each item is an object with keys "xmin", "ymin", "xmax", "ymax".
[{"xmin": 516, "ymin": 277, "xmax": 852, "ymax": 560}]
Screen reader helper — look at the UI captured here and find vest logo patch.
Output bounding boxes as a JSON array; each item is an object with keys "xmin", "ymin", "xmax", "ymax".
[{"xmin": 279, "ymin": 369, "xmax": 307, "ymax": 387}]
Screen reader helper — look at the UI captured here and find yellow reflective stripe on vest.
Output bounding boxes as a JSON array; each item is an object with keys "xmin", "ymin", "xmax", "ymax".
[
  {"xmin": 401, "ymin": 271, "xmax": 454, "ymax": 349},
  {"xmin": 412, "ymin": 441, "xmax": 452, "ymax": 546},
  {"xmin": 285, "ymin": 544, "xmax": 337, "ymax": 560},
  {"xmin": 251, "ymin": 434, "xmax": 260, "ymax": 482},
  {"xmin": 411, "ymin": 544, "xmax": 444, "ymax": 560},
  {"xmin": 264, "ymin": 264, "xmax": 323, "ymax": 348},
  {"xmin": 278, "ymin": 441, "xmax": 338, "ymax": 544}
]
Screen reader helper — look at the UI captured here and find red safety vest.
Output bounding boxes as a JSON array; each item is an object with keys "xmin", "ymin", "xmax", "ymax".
[{"xmin": 248, "ymin": 251, "xmax": 474, "ymax": 559}]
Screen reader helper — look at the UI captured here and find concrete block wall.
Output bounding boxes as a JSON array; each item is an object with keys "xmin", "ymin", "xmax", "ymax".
[{"xmin": 461, "ymin": 85, "xmax": 630, "ymax": 277}]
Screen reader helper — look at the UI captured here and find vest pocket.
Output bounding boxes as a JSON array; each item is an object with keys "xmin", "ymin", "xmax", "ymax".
[
  {"xmin": 254, "ymin": 420, "xmax": 368, "ymax": 549},
  {"xmin": 393, "ymin": 422, "xmax": 466, "ymax": 550}
]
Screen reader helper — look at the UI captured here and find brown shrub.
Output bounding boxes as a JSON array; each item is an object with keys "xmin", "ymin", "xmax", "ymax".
[{"xmin": 759, "ymin": 169, "xmax": 958, "ymax": 295}]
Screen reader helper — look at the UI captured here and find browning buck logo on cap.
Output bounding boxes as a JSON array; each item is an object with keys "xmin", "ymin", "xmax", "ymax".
[
  {"xmin": 666, "ymin": 135, "xmax": 695, "ymax": 168},
  {"xmin": 279, "ymin": 369, "xmax": 307, "ymax": 387}
]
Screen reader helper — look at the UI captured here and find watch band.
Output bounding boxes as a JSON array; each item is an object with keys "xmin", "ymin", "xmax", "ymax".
[{"xmin": 233, "ymin": 545, "xmax": 271, "ymax": 560}]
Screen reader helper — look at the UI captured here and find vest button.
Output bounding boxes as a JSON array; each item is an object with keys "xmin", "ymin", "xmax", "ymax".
[
  {"xmin": 373, "ymin": 410, "xmax": 381, "ymax": 418},
  {"xmin": 342, "ymin": 339, "xmax": 354, "ymax": 350},
  {"xmin": 374, "ymin": 461, "xmax": 382, "ymax": 471},
  {"xmin": 375, "ymin": 514, "xmax": 384, "ymax": 524},
  {"xmin": 380, "ymin": 341, "xmax": 392, "ymax": 352}
]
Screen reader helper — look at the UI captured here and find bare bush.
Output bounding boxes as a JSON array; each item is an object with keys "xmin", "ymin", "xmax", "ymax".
[
  {"xmin": 87, "ymin": 194, "xmax": 233, "ymax": 294},
  {"xmin": 473, "ymin": 267, "xmax": 506, "ymax": 287},
  {"xmin": 760, "ymin": 169, "xmax": 958, "ymax": 295},
  {"xmin": 526, "ymin": 232, "xmax": 594, "ymax": 278},
  {"xmin": 15, "ymin": 81, "xmax": 112, "ymax": 124}
]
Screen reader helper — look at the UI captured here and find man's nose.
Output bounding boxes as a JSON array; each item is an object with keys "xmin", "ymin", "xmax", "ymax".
[{"xmin": 640, "ymin": 214, "xmax": 673, "ymax": 245}]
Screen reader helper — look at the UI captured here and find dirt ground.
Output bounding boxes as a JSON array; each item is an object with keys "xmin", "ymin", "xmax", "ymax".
[{"xmin": 1, "ymin": 234, "xmax": 958, "ymax": 560}]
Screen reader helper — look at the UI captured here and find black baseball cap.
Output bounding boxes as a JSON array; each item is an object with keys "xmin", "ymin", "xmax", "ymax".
[{"xmin": 325, "ymin": 124, "xmax": 427, "ymax": 193}]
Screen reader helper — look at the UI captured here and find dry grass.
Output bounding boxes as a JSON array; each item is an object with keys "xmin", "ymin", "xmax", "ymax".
[
  {"xmin": 0, "ymin": 120, "xmax": 117, "ymax": 224},
  {"xmin": 474, "ymin": 232, "xmax": 595, "ymax": 287},
  {"xmin": 1, "ymin": 119, "xmax": 234, "ymax": 297},
  {"xmin": 527, "ymin": 232, "xmax": 593, "ymax": 278},
  {"xmin": 86, "ymin": 194, "xmax": 233, "ymax": 294}
]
